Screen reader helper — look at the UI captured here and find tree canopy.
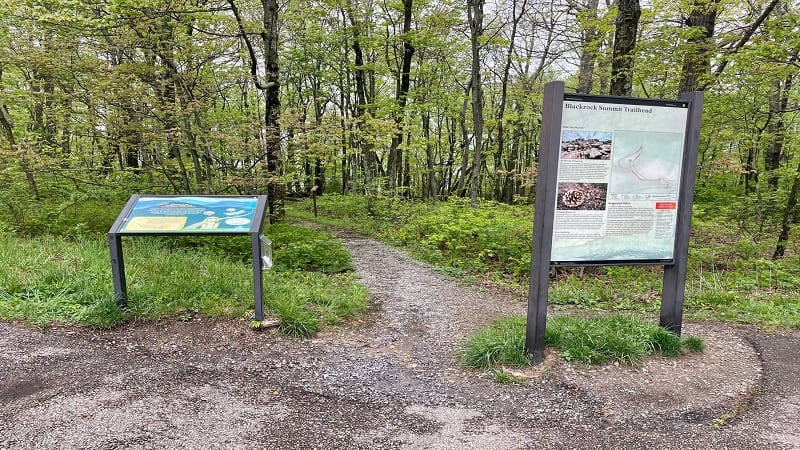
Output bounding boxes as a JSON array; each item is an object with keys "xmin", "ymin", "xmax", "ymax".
[{"xmin": 1, "ymin": 0, "xmax": 799, "ymax": 255}]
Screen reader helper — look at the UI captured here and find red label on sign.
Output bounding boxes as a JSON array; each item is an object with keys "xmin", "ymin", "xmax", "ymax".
[{"xmin": 655, "ymin": 202, "xmax": 677, "ymax": 210}]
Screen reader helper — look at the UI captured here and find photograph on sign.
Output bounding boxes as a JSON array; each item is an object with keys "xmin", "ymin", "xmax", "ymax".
[
  {"xmin": 120, "ymin": 196, "xmax": 260, "ymax": 234},
  {"xmin": 551, "ymin": 97, "xmax": 689, "ymax": 264}
]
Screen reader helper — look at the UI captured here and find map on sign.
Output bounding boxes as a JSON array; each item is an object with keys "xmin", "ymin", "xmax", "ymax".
[
  {"xmin": 609, "ymin": 130, "xmax": 683, "ymax": 199},
  {"xmin": 119, "ymin": 196, "xmax": 260, "ymax": 234}
]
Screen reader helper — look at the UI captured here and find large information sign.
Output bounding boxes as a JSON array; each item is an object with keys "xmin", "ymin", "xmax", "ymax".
[
  {"xmin": 108, "ymin": 195, "xmax": 271, "ymax": 321},
  {"xmin": 551, "ymin": 95, "xmax": 689, "ymax": 265},
  {"xmin": 525, "ymin": 82, "xmax": 704, "ymax": 364}
]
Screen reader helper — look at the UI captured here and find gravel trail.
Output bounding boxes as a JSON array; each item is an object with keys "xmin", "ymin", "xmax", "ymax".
[{"xmin": 0, "ymin": 232, "xmax": 798, "ymax": 449}]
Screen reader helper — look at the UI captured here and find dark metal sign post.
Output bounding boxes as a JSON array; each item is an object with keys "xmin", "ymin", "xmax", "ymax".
[
  {"xmin": 108, "ymin": 195, "xmax": 271, "ymax": 321},
  {"xmin": 525, "ymin": 82, "xmax": 704, "ymax": 363}
]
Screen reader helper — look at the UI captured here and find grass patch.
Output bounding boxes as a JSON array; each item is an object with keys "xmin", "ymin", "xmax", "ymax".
[
  {"xmin": 462, "ymin": 316, "xmax": 530, "ymax": 368},
  {"xmin": 174, "ymin": 220, "xmax": 353, "ymax": 274},
  {"xmin": 545, "ymin": 315, "xmax": 701, "ymax": 365},
  {"xmin": 462, "ymin": 314, "xmax": 704, "ymax": 369},
  {"xmin": 0, "ymin": 228, "xmax": 368, "ymax": 335},
  {"xmin": 493, "ymin": 370, "xmax": 528, "ymax": 385}
]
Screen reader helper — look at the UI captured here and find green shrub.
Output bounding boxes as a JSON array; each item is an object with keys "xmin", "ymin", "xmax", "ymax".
[
  {"xmin": 296, "ymin": 194, "xmax": 800, "ymax": 331},
  {"xmin": 269, "ymin": 223, "xmax": 352, "ymax": 273}
]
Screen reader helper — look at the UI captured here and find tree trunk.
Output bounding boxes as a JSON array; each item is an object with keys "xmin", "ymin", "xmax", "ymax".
[
  {"xmin": 773, "ymin": 160, "xmax": 800, "ymax": 259},
  {"xmin": 0, "ymin": 105, "xmax": 38, "ymax": 199},
  {"xmin": 765, "ymin": 74, "xmax": 793, "ymax": 191},
  {"xmin": 576, "ymin": 0, "xmax": 601, "ymax": 94},
  {"xmin": 609, "ymin": 0, "xmax": 640, "ymax": 96},
  {"xmin": 387, "ymin": 0, "xmax": 415, "ymax": 192},
  {"xmin": 262, "ymin": 0, "xmax": 283, "ymax": 221},
  {"xmin": 347, "ymin": 8, "xmax": 378, "ymax": 192},
  {"xmin": 493, "ymin": 0, "xmax": 525, "ymax": 203},
  {"xmin": 468, "ymin": 0, "xmax": 485, "ymax": 207},
  {"xmin": 422, "ymin": 111, "xmax": 438, "ymax": 200},
  {"xmin": 679, "ymin": 0, "xmax": 719, "ymax": 94},
  {"xmin": 454, "ymin": 82, "xmax": 471, "ymax": 197},
  {"xmin": 227, "ymin": 0, "xmax": 284, "ymax": 221}
]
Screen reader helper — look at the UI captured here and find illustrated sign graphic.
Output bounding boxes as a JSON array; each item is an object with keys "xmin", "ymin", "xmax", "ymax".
[
  {"xmin": 109, "ymin": 194, "xmax": 270, "ymax": 320},
  {"xmin": 119, "ymin": 196, "xmax": 260, "ymax": 234},
  {"xmin": 551, "ymin": 95, "xmax": 689, "ymax": 264}
]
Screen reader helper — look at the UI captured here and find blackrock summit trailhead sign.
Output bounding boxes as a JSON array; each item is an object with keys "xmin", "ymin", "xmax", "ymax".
[{"xmin": 525, "ymin": 82, "xmax": 704, "ymax": 363}]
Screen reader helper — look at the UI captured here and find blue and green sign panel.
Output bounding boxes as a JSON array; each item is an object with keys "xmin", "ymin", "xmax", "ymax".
[
  {"xmin": 113, "ymin": 195, "xmax": 262, "ymax": 234},
  {"xmin": 108, "ymin": 195, "xmax": 270, "ymax": 321}
]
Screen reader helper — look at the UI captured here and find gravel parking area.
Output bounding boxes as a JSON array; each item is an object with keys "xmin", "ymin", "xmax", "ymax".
[{"xmin": 1, "ymin": 232, "xmax": 798, "ymax": 449}]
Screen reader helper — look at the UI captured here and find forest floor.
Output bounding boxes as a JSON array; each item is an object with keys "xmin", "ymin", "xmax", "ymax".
[{"xmin": 1, "ymin": 229, "xmax": 799, "ymax": 449}]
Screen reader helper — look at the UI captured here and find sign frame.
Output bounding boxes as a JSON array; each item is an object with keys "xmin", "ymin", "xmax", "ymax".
[
  {"xmin": 525, "ymin": 82, "xmax": 704, "ymax": 363},
  {"xmin": 108, "ymin": 194, "xmax": 271, "ymax": 321}
]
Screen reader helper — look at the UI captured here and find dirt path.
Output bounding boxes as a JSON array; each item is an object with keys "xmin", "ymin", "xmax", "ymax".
[{"xmin": 1, "ymin": 232, "xmax": 799, "ymax": 449}]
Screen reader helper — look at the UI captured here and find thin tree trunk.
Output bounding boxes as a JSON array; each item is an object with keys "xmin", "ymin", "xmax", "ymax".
[
  {"xmin": 468, "ymin": 0, "xmax": 485, "ymax": 207},
  {"xmin": 679, "ymin": 0, "xmax": 719, "ymax": 94},
  {"xmin": 773, "ymin": 161, "xmax": 800, "ymax": 259},
  {"xmin": 454, "ymin": 82, "xmax": 472, "ymax": 197},
  {"xmin": 422, "ymin": 111, "xmax": 438, "ymax": 200},
  {"xmin": 494, "ymin": 0, "xmax": 525, "ymax": 202},
  {"xmin": 609, "ymin": 0, "xmax": 640, "ymax": 96},
  {"xmin": 0, "ymin": 105, "xmax": 38, "ymax": 199},
  {"xmin": 577, "ymin": 0, "xmax": 600, "ymax": 94}
]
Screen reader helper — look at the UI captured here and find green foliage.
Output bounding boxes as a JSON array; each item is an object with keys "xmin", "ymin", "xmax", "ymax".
[
  {"xmin": 461, "ymin": 316, "xmax": 530, "ymax": 368},
  {"xmin": 297, "ymin": 195, "xmax": 532, "ymax": 280},
  {"xmin": 300, "ymin": 194, "xmax": 800, "ymax": 331},
  {"xmin": 545, "ymin": 315, "xmax": 699, "ymax": 365},
  {"xmin": 268, "ymin": 223, "xmax": 353, "ymax": 273},
  {"xmin": 0, "ymin": 231, "xmax": 368, "ymax": 334},
  {"xmin": 0, "ymin": 234, "xmax": 126, "ymax": 328},
  {"xmin": 176, "ymin": 221, "xmax": 353, "ymax": 273},
  {"xmin": 0, "ymin": 186, "xmax": 128, "ymax": 237},
  {"xmin": 462, "ymin": 314, "xmax": 703, "ymax": 369}
]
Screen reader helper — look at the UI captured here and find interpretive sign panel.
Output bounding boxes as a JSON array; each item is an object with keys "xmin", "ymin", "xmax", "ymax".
[
  {"xmin": 108, "ymin": 195, "xmax": 270, "ymax": 321},
  {"xmin": 551, "ymin": 95, "xmax": 689, "ymax": 265},
  {"xmin": 525, "ymin": 82, "xmax": 704, "ymax": 364},
  {"xmin": 114, "ymin": 195, "xmax": 261, "ymax": 234}
]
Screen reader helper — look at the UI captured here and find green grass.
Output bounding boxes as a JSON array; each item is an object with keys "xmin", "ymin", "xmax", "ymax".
[
  {"xmin": 0, "ymin": 224, "xmax": 368, "ymax": 336},
  {"xmin": 462, "ymin": 314, "xmax": 704, "ymax": 368},
  {"xmin": 461, "ymin": 316, "xmax": 531, "ymax": 368}
]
